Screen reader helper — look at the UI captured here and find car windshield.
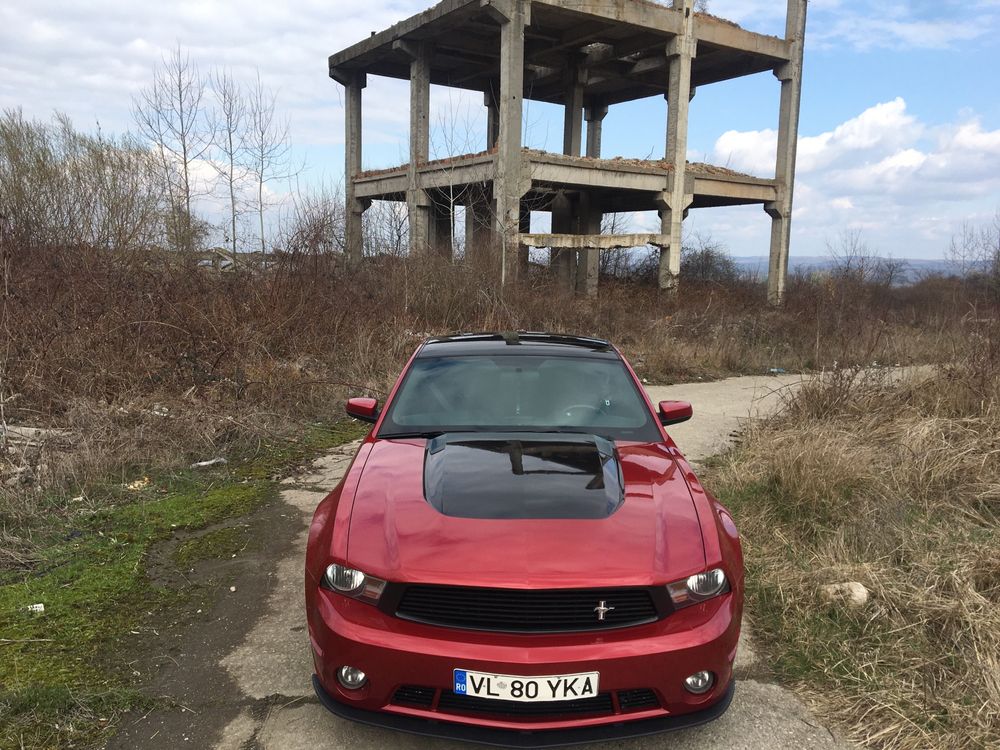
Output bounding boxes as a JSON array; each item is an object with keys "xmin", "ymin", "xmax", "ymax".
[{"xmin": 378, "ymin": 354, "xmax": 661, "ymax": 442}]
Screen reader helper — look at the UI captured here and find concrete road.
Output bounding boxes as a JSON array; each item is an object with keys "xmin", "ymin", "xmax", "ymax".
[{"xmin": 208, "ymin": 374, "xmax": 850, "ymax": 749}]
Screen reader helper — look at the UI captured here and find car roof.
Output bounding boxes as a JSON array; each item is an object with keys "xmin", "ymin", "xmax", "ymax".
[{"xmin": 418, "ymin": 332, "xmax": 617, "ymax": 359}]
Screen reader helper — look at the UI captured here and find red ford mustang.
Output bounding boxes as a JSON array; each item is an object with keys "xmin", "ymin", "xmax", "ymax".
[{"xmin": 305, "ymin": 333, "xmax": 743, "ymax": 747}]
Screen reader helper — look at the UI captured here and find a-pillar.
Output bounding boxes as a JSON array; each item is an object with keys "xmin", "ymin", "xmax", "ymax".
[
  {"xmin": 339, "ymin": 70, "xmax": 367, "ymax": 268},
  {"xmin": 396, "ymin": 39, "xmax": 433, "ymax": 255},
  {"xmin": 660, "ymin": 0, "xmax": 696, "ymax": 294},
  {"xmin": 767, "ymin": 0, "xmax": 807, "ymax": 306},
  {"xmin": 484, "ymin": 0, "xmax": 529, "ymax": 286}
]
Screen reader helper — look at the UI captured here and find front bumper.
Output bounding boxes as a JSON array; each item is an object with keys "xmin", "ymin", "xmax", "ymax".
[
  {"xmin": 313, "ymin": 673, "xmax": 735, "ymax": 748},
  {"xmin": 308, "ymin": 589, "xmax": 740, "ymax": 744}
]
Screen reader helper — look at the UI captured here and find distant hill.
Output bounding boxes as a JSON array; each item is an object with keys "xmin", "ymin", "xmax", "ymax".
[{"xmin": 732, "ymin": 256, "xmax": 962, "ymax": 282}]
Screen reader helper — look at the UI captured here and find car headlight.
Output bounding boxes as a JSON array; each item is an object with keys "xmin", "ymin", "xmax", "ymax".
[
  {"xmin": 667, "ymin": 568, "xmax": 729, "ymax": 608},
  {"xmin": 322, "ymin": 563, "xmax": 386, "ymax": 605}
]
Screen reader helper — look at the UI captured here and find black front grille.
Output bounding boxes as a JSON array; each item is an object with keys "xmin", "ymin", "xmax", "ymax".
[
  {"xmin": 618, "ymin": 688, "xmax": 660, "ymax": 712},
  {"xmin": 437, "ymin": 690, "xmax": 613, "ymax": 718},
  {"xmin": 392, "ymin": 685, "xmax": 435, "ymax": 708},
  {"xmin": 395, "ymin": 584, "xmax": 659, "ymax": 632}
]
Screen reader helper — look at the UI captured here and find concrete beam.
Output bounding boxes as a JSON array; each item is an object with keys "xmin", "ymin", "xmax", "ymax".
[
  {"xmin": 530, "ymin": 0, "xmax": 682, "ymax": 37},
  {"xmin": 329, "ymin": 0, "xmax": 479, "ymax": 70},
  {"xmin": 343, "ymin": 72, "xmax": 366, "ymax": 267},
  {"xmin": 524, "ymin": 233, "xmax": 669, "ymax": 250},
  {"xmin": 768, "ymin": 0, "xmax": 807, "ymax": 306}
]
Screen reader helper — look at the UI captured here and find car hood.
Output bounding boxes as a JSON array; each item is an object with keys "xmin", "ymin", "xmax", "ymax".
[{"xmin": 345, "ymin": 435, "xmax": 706, "ymax": 588}]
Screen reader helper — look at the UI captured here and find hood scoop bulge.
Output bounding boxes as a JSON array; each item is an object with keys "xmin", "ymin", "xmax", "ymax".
[{"xmin": 423, "ymin": 433, "xmax": 625, "ymax": 520}]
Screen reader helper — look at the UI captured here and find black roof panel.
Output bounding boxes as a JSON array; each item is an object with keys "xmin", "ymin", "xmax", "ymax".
[{"xmin": 419, "ymin": 332, "xmax": 615, "ymax": 358}]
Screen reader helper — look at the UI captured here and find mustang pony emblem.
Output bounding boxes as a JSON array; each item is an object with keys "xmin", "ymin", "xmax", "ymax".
[{"xmin": 594, "ymin": 601, "xmax": 616, "ymax": 621}]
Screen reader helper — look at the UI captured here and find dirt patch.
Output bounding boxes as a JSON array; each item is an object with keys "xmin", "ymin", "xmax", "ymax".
[{"xmin": 104, "ymin": 490, "xmax": 307, "ymax": 750}]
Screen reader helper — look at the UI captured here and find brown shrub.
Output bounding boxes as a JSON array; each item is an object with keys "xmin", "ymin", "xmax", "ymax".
[
  {"xmin": 0, "ymin": 241, "xmax": 990, "ymax": 540},
  {"xmin": 715, "ymin": 326, "xmax": 1000, "ymax": 750}
]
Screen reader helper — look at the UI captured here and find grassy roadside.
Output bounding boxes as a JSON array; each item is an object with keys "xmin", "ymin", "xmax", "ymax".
[
  {"xmin": 710, "ymin": 355, "xmax": 999, "ymax": 750},
  {"xmin": 0, "ymin": 421, "xmax": 366, "ymax": 750}
]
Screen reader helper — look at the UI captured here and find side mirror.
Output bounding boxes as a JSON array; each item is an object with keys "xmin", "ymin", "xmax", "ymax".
[
  {"xmin": 659, "ymin": 400, "xmax": 693, "ymax": 426},
  {"xmin": 346, "ymin": 397, "xmax": 379, "ymax": 424}
]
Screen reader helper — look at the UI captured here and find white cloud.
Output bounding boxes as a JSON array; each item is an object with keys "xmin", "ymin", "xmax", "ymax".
[
  {"xmin": 709, "ymin": 0, "xmax": 997, "ymax": 51},
  {"xmin": 695, "ymin": 98, "xmax": 1000, "ymax": 258}
]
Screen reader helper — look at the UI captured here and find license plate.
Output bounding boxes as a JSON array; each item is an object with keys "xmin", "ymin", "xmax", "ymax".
[{"xmin": 453, "ymin": 669, "xmax": 599, "ymax": 702}]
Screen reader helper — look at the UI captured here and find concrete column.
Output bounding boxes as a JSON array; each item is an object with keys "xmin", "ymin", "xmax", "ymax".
[
  {"xmin": 575, "ymin": 193, "xmax": 601, "ymax": 297},
  {"xmin": 343, "ymin": 72, "xmax": 366, "ymax": 268},
  {"xmin": 485, "ymin": 87, "xmax": 500, "ymax": 150},
  {"xmin": 767, "ymin": 0, "xmax": 808, "ymax": 306},
  {"xmin": 518, "ymin": 204, "xmax": 531, "ymax": 275},
  {"xmin": 431, "ymin": 199, "xmax": 454, "ymax": 260},
  {"xmin": 550, "ymin": 192, "xmax": 575, "ymax": 290},
  {"xmin": 402, "ymin": 40, "xmax": 432, "ymax": 255},
  {"xmin": 464, "ymin": 195, "xmax": 493, "ymax": 259},
  {"xmin": 491, "ymin": 0, "xmax": 528, "ymax": 285},
  {"xmin": 584, "ymin": 102, "xmax": 608, "ymax": 159},
  {"xmin": 661, "ymin": 0, "xmax": 696, "ymax": 294},
  {"xmin": 563, "ymin": 60, "xmax": 585, "ymax": 157}
]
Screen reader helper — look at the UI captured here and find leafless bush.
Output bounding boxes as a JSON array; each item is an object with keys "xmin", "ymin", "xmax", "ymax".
[{"xmin": 0, "ymin": 110, "xmax": 167, "ymax": 253}]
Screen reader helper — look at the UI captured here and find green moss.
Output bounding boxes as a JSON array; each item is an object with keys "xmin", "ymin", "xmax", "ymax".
[
  {"xmin": 0, "ymin": 420, "xmax": 362, "ymax": 750},
  {"xmin": 173, "ymin": 525, "xmax": 252, "ymax": 568}
]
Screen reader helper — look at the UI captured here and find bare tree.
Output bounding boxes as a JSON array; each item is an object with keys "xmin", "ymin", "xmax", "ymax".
[
  {"xmin": 244, "ymin": 72, "xmax": 292, "ymax": 254},
  {"xmin": 694, "ymin": 0, "xmax": 710, "ymax": 13},
  {"xmin": 211, "ymin": 70, "xmax": 248, "ymax": 254},
  {"xmin": 132, "ymin": 46, "xmax": 212, "ymax": 252},
  {"xmin": 949, "ymin": 211, "xmax": 1000, "ymax": 302}
]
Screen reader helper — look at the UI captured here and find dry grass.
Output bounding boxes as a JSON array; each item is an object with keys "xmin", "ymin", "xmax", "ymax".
[
  {"xmin": 714, "ymin": 329, "xmax": 1000, "ymax": 749},
  {"xmin": 0, "ymin": 242, "xmax": 988, "ymax": 572}
]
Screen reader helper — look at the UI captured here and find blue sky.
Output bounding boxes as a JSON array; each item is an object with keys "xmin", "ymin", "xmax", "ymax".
[{"xmin": 2, "ymin": 0, "xmax": 999, "ymax": 259}]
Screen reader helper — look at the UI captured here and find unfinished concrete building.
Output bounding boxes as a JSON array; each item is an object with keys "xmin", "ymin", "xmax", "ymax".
[{"xmin": 329, "ymin": 0, "xmax": 807, "ymax": 303}]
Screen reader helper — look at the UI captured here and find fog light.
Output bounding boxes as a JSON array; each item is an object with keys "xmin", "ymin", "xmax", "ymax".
[
  {"xmin": 684, "ymin": 671, "xmax": 715, "ymax": 695},
  {"xmin": 337, "ymin": 665, "xmax": 368, "ymax": 690}
]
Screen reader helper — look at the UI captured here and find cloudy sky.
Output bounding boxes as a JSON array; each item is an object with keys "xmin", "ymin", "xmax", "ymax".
[{"xmin": 2, "ymin": 0, "xmax": 999, "ymax": 258}]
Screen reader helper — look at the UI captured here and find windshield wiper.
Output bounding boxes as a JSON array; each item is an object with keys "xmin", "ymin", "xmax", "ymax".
[{"xmin": 379, "ymin": 430, "xmax": 446, "ymax": 440}]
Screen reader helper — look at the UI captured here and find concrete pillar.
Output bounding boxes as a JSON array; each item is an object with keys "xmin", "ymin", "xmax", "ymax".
[
  {"xmin": 767, "ymin": 0, "xmax": 808, "ymax": 306},
  {"xmin": 550, "ymin": 192, "xmax": 575, "ymax": 290},
  {"xmin": 575, "ymin": 193, "xmax": 601, "ymax": 297},
  {"xmin": 402, "ymin": 41, "xmax": 432, "ymax": 256},
  {"xmin": 661, "ymin": 0, "xmax": 696, "ymax": 294},
  {"xmin": 585, "ymin": 102, "xmax": 608, "ymax": 159},
  {"xmin": 490, "ymin": 0, "xmax": 528, "ymax": 285},
  {"xmin": 343, "ymin": 72, "xmax": 366, "ymax": 268},
  {"xmin": 485, "ymin": 87, "xmax": 500, "ymax": 150},
  {"xmin": 464, "ymin": 195, "xmax": 493, "ymax": 259},
  {"xmin": 518, "ymin": 204, "xmax": 531, "ymax": 275},
  {"xmin": 563, "ymin": 60, "xmax": 585, "ymax": 157},
  {"xmin": 431, "ymin": 199, "xmax": 454, "ymax": 260}
]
